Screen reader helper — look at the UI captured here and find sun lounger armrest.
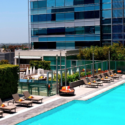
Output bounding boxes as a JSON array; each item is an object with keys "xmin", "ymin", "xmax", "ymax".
[
  {"xmin": 7, "ymin": 99, "xmax": 15, "ymax": 105},
  {"xmin": 96, "ymin": 78, "xmax": 100, "ymax": 81}
]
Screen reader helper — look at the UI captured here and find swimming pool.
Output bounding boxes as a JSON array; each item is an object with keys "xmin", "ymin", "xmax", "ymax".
[{"xmin": 17, "ymin": 84, "xmax": 125, "ymax": 125}]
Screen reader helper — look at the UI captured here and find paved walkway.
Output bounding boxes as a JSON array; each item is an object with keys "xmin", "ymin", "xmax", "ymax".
[{"xmin": 0, "ymin": 76, "xmax": 125, "ymax": 125}]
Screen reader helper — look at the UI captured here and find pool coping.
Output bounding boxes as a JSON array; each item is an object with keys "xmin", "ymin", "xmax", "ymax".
[
  {"xmin": 0, "ymin": 79, "xmax": 125, "ymax": 125},
  {"xmin": 78, "ymin": 80, "xmax": 125, "ymax": 101}
]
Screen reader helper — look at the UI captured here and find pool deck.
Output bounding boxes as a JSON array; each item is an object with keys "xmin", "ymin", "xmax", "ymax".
[{"xmin": 0, "ymin": 76, "xmax": 125, "ymax": 125}]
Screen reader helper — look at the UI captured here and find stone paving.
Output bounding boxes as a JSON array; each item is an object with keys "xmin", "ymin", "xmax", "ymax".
[{"xmin": 0, "ymin": 76, "xmax": 125, "ymax": 125}]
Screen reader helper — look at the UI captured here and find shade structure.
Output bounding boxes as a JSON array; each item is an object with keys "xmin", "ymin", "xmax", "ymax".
[
  {"xmin": 26, "ymin": 67, "xmax": 29, "ymax": 76},
  {"xmin": 30, "ymin": 67, "xmax": 32, "ymax": 75},
  {"xmin": 33, "ymin": 66, "xmax": 35, "ymax": 74}
]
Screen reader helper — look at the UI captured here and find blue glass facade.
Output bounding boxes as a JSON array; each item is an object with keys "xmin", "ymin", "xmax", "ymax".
[{"xmin": 30, "ymin": 0, "xmax": 125, "ymax": 49}]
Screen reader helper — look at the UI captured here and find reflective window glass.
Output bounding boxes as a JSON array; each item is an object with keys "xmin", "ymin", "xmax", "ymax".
[
  {"xmin": 102, "ymin": 25, "xmax": 111, "ymax": 33},
  {"xmin": 56, "ymin": 42, "xmax": 66, "ymax": 49},
  {"xmin": 74, "ymin": 7, "xmax": 84, "ymax": 12},
  {"xmin": 47, "ymin": 9, "xmax": 51, "ymax": 13},
  {"xmin": 39, "ymin": 37, "xmax": 47, "ymax": 41},
  {"xmin": 65, "ymin": 13, "xmax": 74, "ymax": 21},
  {"xmin": 102, "ymin": 19, "xmax": 111, "ymax": 24},
  {"xmin": 84, "ymin": 35, "xmax": 95, "ymax": 41},
  {"xmin": 113, "ymin": 0, "xmax": 123, "ymax": 2},
  {"xmin": 65, "ymin": 0, "xmax": 73, "ymax": 6},
  {"xmin": 30, "ymin": 2, "xmax": 34, "ymax": 9},
  {"xmin": 95, "ymin": 26, "xmax": 100, "ymax": 34},
  {"xmin": 84, "ymin": 11, "xmax": 99, "ymax": 19},
  {"xmin": 47, "ymin": 14, "xmax": 55, "ymax": 21},
  {"xmin": 113, "ymin": 34, "xmax": 123, "ymax": 39},
  {"xmin": 124, "ymin": 25, "xmax": 125, "ymax": 32},
  {"xmin": 56, "ymin": 0, "xmax": 64, "ymax": 7},
  {"xmin": 56, "ymin": 37, "xmax": 65, "ymax": 41},
  {"xmin": 95, "ymin": 35, "xmax": 100, "ymax": 40},
  {"xmin": 32, "ymin": 15, "xmax": 39, "ymax": 22},
  {"xmin": 84, "ymin": 0, "xmax": 94, "ymax": 4},
  {"xmin": 56, "ymin": 13, "xmax": 65, "ymax": 21},
  {"xmin": 102, "ymin": 0, "xmax": 111, "ymax": 3},
  {"xmin": 39, "ymin": 29, "xmax": 47, "ymax": 35},
  {"xmin": 48, "ymin": 37, "xmax": 56, "ymax": 41},
  {"xmin": 102, "ymin": 3, "xmax": 111, "ymax": 9},
  {"xmin": 74, "ymin": 0, "xmax": 84, "ymax": 5},
  {"xmin": 75, "ymin": 27, "xmax": 84, "ymax": 34},
  {"xmin": 65, "ymin": 27, "xmax": 75, "ymax": 34},
  {"xmin": 32, "ymin": 29, "xmax": 38, "ymax": 36},
  {"xmin": 85, "ymin": 26, "xmax": 95, "ymax": 34},
  {"xmin": 102, "ymin": 34, "xmax": 111, "ymax": 39},
  {"xmin": 112, "ymin": 25, "xmax": 123, "ymax": 33},
  {"xmin": 31, "ymin": 1, "xmax": 47, "ymax": 9},
  {"xmin": 102, "ymin": 41, "xmax": 111, "ymax": 46},
  {"xmin": 84, "ymin": 6, "xmax": 95, "ymax": 11},
  {"xmin": 113, "ymin": 9, "xmax": 123, "ymax": 18},
  {"xmin": 31, "ymin": 2, "xmax": 38, "ymax": 9},
  {"xmin": 113, "ymin": 2, "xmax": 123, "ymax": 9},
  {"xmin": 95, "ymin": 0, "xmax": 100, "ymax": 3},
  {"xmin": 75, "ymin": 12, "xmax": 84, "ymax": 19},
  {"xmin": 84, "ymin": 11, "xmax": 95, "ymax": 19},
  {"xmin": 75, "ymin": 36, "xmax": 85, "ymax": 41},
  {"xmin": 38, "ymin": 1, "xmax": 47, "ymax": 8},
  {"xmin": 65, "ymin": 37, "xmax": 75, "ymax": 41},
  {"xmin": 102, "ymin": 10, "xmax": 111, "ymax": 18},
  {"xmin": 39, "ymin": 14, "xmax": 46, "ymax": 22},
  {"xmin": 95, "ymin": 5, "xmax": 100, "ymax": 10},
  {"xmin": 47, "ymin": 0, "xmax": 55, "ymax": 8},
  {"xmin": 112, "ymin": 18, "xmax": 122, "ymax": 24},
  {"xmin": 31, "ymin": 15, "xmax": 34, "ymax": 22},
  {"xmin": 66, "ymin": 42, "xmax": 75, "ymax": 49}
]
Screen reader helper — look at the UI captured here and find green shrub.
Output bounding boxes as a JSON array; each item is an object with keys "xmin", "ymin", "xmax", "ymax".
[
  {"xmin": 0, "ymin": 60, "xmax": 9, "ymax": 65},
  {"xmin": 77, "ymin": 43, "xmax": 125, "ymax": 60},
  {"xmin": 0, "ymin": 64, "xmax": 19, "ymax": 99},
  {"xmin": 30, "ymin": 60, "xmax": 51, "ymax": 70}
]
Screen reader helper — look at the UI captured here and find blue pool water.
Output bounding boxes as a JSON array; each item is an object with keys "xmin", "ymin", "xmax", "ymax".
[{"xmin": 17, "ymin": 84, "xmax": 125, "ymax": 125}]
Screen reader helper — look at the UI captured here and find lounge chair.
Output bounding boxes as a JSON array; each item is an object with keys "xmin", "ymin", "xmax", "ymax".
[
  {"xmin": 110, "ymin": 70, "xmax": 122, "ymax": 78},
  {"xmin": 97, "ymin": 75, "xmax": 111, "ymax": 83},
  {"xmin": 0, "ymin": 99, "xmax": 16, "ymax": 113},
  {"xmin": 83, "ymin": 78, "xmax": 98, "ymax": 88},
  {"xmin": 23, "ymin": 91, "xmax": 43, "ymax": 103},
  {"xmin": 107, "ymin": 71, "xmax": 119, "ymax": 79},
  {"xmin": 101, "ymin": 73, "xmax": 113, "ymax": 82},
  {"xmin": 88, "ymin": 77, "xmax": 103, "ymax": 86},
  {"xmin": 12, "ymin": 94, "xmax": 32, "ymax": 107}
]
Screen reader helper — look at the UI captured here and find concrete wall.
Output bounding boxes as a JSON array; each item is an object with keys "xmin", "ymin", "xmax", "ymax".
[{"xmin": 15, "ymin": 50, "xmax": 67, "ymax": 57}]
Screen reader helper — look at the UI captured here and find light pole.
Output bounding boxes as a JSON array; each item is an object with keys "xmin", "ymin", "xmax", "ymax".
[
  {"xmin": 92, "ymin": 53, "xmax": 94, "ymax": 77},
  {"xmin": 109, "ymin": 51, "xmax": 110, "ymax": 71},
  {"xmin": 56, "ymin": 55, "xmax": 58, "ymax": 94},
  {"xmin": 65, "ymin": 53, "xmax": 67, "ymax": 86}
]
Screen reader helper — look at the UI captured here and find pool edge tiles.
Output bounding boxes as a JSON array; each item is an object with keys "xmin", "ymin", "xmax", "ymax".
[
  {"xmin": 78, "ymin": 80, "xmax": 125, "ymax": 101},
  {"xmin": 16, "ymin": 100, "xmax": 75, "ymax": 125}
]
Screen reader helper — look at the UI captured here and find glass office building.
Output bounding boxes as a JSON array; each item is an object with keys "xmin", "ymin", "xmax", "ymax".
[{"xmin": 30, "ymin": 0, "xmax": 125, "ymax": 49}]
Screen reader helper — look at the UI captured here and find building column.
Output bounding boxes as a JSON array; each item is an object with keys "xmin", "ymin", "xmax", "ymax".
[{"xmin": 15, "ymin": 58, "xmax": 17, "ymax": 65}]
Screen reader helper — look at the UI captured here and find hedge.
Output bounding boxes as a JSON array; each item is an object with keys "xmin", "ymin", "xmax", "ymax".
[
  {"xmin": 0, "ymin": 60, "xmax": 9, "ymax": 65},
  {"xmin": 0, "ymin": 64, "xmax": 19, "ymax": 99},
  {"xmin": 30, "ymin": 60, "xmax": 51, "ymax": 70}
]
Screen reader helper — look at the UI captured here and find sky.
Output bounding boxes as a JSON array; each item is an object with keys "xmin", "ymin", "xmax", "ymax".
[{"xmin": 0, "ymin": 0, "xmax": 28, "ymax": 44}]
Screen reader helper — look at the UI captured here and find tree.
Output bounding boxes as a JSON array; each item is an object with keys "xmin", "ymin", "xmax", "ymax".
[{"xmin": 77, "ymin": 43, "xmax": 125, "ymax": 60}]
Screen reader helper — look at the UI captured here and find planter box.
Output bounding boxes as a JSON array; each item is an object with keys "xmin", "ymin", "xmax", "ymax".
[{"xmin": 69, "ymin": 80, "xmax": 84, "ymax": 88}]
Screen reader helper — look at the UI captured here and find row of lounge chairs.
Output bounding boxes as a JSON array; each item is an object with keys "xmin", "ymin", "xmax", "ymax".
[
  {"xmin": 0, "ymin": 91, "xmax": 43, "ymax": 117},
  {"xmin": 83, "ymin": 70, "xmax": 122, "ymax": 88}
]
